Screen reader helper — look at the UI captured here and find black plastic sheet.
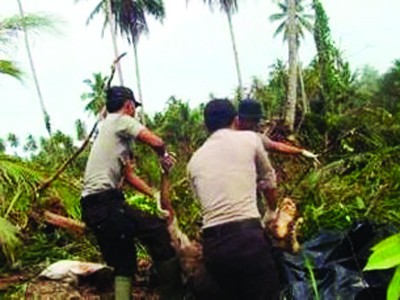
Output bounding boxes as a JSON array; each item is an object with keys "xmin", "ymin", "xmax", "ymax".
[{"xmin": 276, "ymin": 221, "xmax": 394, "ymax": 300}]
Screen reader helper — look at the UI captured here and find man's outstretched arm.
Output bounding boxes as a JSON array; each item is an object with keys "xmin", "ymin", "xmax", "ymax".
[
  {"xmin": 137, "ymin": 128, "xmax": 176, "ymax": 172},
  {"xmin": 259, "ymin": 134, "xmax": 319, "ymax": 162}
]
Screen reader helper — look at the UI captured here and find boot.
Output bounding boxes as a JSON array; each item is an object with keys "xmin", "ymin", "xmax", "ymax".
[
  {"xmin": 152, "ymin": 256, "xmax": 184, "ymax": 300},
  {"xmin": 115, "ymin": 276, "xmax": 132, "ymax": 300}
]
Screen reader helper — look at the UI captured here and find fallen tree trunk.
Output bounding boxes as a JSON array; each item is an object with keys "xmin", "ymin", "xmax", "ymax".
[
  {"xmin": 43, "ymin": 210, "xmax": 86, "ymax": 235},
  {"xmin": 29, "ymin": 210, "xmax": 86, "ymax": 236}
]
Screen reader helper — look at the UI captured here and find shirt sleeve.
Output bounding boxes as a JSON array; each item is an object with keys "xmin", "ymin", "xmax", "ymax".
[
  {"xmin": 117, "ymin": 115, "xmax": 146, "ymax": 138},
  {"xmin": 258, "ymin": 133, "xmax": 273, "ymax": 151},
  {"xmin": 255, "ymin": 135, "xmax": 277, "ymax": 189}
]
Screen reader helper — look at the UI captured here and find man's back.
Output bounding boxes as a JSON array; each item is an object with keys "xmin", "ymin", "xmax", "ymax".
[{"xmin": 188, "ymin": 128, "xmax": 263, "ymax": 228}]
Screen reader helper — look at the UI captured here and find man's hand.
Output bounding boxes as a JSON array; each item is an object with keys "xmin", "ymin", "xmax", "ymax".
[
  {"xmin": 160, "ymin": 152, "xmax": 177, "ymax": 173},
  {"xmin": 301, "ymin": 149, "xmax": 320, "ymax": 165},
  {"xmin": 262, "ymin": 208, "xmax": 278, "ymax": 225}
]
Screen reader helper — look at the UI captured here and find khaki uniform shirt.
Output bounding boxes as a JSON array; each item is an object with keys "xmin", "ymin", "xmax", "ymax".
[
  {"xmin": 188, "ymin": 129, "xmax": 276, "ymax": 228},
  {"xmin": 82, "ymin": 113, "xmax": 145, "ymax": 197}
]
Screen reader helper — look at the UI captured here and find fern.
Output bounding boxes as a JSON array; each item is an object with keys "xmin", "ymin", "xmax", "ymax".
[{"xmin": 0, "ymin": 217, "xmax": 21, "ymax": 265}]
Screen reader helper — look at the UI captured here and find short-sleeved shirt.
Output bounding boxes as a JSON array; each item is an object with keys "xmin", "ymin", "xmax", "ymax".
[
  {"xmin": 187, "ymin": 128, "xmax": 276, "ymax": 228},
  {"xmin": 82, "ymin": 113, "xmax": 145, "ymax": 197}
]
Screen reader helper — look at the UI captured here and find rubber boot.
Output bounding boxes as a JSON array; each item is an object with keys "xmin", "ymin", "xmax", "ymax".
[
  {"xmin": 153, "ymin": 256, "xmax": 184, "ymax": 300},
  {"xmin": 115, "ymin": 276, "xmax": 132, "ymax": 300}
]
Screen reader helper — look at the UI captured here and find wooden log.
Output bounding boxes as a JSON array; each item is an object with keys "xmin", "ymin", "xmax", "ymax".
[{"xmin": 43, "ymin": 210, "xmax": 86, "ymax": 235}]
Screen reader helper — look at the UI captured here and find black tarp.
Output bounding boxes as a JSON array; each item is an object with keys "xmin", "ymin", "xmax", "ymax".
[{"xmin": 276, "ymin": 221, "xmax": 394, "ymax": 300}]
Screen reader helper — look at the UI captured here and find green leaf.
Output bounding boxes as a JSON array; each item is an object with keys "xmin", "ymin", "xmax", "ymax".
[
  {"xmin": 355, "ymin": 197, "xmax": 365, "ymax": 209},
  {"xmin": 371, "ymin": 233, "xmax": 400, "ymax": 252},
  {"xmin": 364, "ymin": 234, "xmax": 400, "ymax": 271},
  {"xmin": 387, "ymin": 265, "xmax": 400, "ymax": 300}
]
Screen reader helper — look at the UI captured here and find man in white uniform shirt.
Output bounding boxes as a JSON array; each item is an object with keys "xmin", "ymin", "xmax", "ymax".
[
  {"xmin": 188, "ymin": 99, "xmax": 280, "ymax": 300},
  {"xmin": 81, "ymin": 86, "xmax": 182, "ymax": 300}
]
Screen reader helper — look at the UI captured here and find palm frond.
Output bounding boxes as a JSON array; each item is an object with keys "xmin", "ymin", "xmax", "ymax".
[
  {"xmin": 0, "ymin": 14, "xmax": 56, "ymax": 36},
  {"xmin": 0, "ymin": 217, "xmax": 22, "ymax": 265},
  {"xmin": 202, "ymin": 0, "xmax": 238, "ymax": 14},
  {"xmin": 273, "ymin": 22, "xmax": 287, "ymax": 40},
  {"xmin": 0, "ymin": 155, "xmax": 41, "ymax": 216},
  {"xmin": 86, "ymin": 1, "xmax": 106, "ymax": 25},
  {"xmin": 0, "ymin": 60, "xmax": 24, "ymax": 80},
  {"xmin": 269, "ymin": 13, "xmax": 286, "ymax": 22}
]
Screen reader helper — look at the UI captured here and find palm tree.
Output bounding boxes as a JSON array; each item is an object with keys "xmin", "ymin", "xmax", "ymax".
[
  {"xmin": 16, "ymin": 0, "xmax": 54, "ymax": 137},
  {"xmin": 197, "ymin": 0, "xmax": 243, "ymax": 94},
  {"xmin": 81, "ymin": 0, "xmax": 165, "ymax": 124},
  {"xmin": 81, "ymin": 72, "xmax": 108, "ymax": 117},
  {"xmin": 270, "ymin": 0, "xmax": 313, "ymax": 132},
  {"xmin": 110, "ymin": 0, "xmax": 165, "ymax": 123},
  {"xmin": 82, "ymin": 0, "xmax": 124, "ymax": 85}
]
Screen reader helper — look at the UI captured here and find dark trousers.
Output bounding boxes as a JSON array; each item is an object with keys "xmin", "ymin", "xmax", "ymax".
[
  {"xmin": 200, "ymin": 218, "xmax": 280, "ymax": 300},
  {"xmin": 81, "ymin": 189, "xmax": 175, "ymax": 277}
]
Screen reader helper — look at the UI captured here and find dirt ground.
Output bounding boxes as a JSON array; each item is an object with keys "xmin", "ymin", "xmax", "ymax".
[
  {"xmin": 25, "ymin": 279, "xmax": 159, "ymax": 300},
  {"xmin": 2, "ymin": 277, "xmax": 160, "ymax": 300},
  {"xmin": 1, "ymin": 263, "xmax": 160, "ymax": 300}
]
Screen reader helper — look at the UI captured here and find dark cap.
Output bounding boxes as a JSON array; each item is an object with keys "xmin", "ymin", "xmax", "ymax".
[
  {"xmin": 238, "ymin": 99, "xmax": 263, "ymax": 121},
  {"xmin": 106, "ymin": 86, "xmax": 142, "ymax": 112},
  {"xmin": 204, "ymin": 98, "xmax": 237, "ymax": 133}
]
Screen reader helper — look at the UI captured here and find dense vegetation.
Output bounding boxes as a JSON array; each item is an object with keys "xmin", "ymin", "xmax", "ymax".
[{"xmin": 1, "ymin": 0, "xmax": 399, "ymax": 298}]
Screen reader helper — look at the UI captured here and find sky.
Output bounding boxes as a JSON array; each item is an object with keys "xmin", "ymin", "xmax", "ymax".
[{"xmin": 1, "ymin": 0, "xmax": 400, "ymax": 143}]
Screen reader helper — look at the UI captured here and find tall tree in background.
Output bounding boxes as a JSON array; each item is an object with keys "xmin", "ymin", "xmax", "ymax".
[
  {"xmin": 270, "ymin": 0, "xmax": 313, "ymax": 132},
  {"xmin": 81, "ymin": 72, "xmax": 108, "ymax": 117},
  {"xmin": 82, "ymin": 0, "xmax": 124, "ymax": 85},
  {"xmin": 199, "ymin": 0, "xmax": 243, "ymax": 95},
  {"xmin": 312, "ymin": 0, "xmax": 352, "ymax": 115},
  {"xmin": 16, "ymin": 0, "xmax": 53, "ymax": 137},
  {"xmin": 111, "ymin": 0, "xmax": 165, "ymax": 123},
  {"xmin": 80, "ymin": 0, "xmax": 165, "ymax": 124},
  {"xmin": 378, "ymin": 59, "xmax": 400, "ymax": 114}
]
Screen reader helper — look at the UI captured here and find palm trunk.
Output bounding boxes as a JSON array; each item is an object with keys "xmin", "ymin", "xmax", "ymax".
[
  {"xmin": 132, "ymin": 41, "xmax": 145, "ymax": 124},
  {"xmin": 17, "ymin": 0, "xmax": 52, "ymax": 137},
  {"xmin": 226, "ymin": 10, "xmax": 243, "ymax": 97},
  {"xmin": 298, "ymin": 60, "xmax": 308, "ymax": 115},
  {"xmin": 295, "ymin": 61, "xmax": 308, "ymax": 132},
  {"xmin": 106, "ymin": 0, "xmax": 124, "ymax": 85},
  {"xmin": 284, "ymin": 0, "xmax": 298, "ymax": 132}
]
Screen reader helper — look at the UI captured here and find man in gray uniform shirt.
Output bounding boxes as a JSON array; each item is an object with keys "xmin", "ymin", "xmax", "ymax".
[
  {"xmin": 188, "ymin": 99, "xmax": 280, "ymax": 300},
  {"xmin": 81, "ymin": 86, "xmax": 181, "ymax": 300}
]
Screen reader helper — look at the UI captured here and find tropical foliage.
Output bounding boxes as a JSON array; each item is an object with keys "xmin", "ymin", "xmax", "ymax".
[{"xmin": 0, "ymin": 1, "xmax": 399, "ymax": 298}]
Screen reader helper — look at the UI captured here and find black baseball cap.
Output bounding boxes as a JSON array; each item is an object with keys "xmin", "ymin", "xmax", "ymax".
[
  {"xmin": 106, "ymin": 86, "xmax": 142, "ymax": 112},
  {"xmin": 238, "ymin": 99, "xmax": 263, "ymax": 121}
]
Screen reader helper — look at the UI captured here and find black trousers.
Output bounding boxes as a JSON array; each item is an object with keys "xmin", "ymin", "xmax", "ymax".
[
  {"xmin": 81, "ymin": 189, "xmax": 175, "ymax": 277},
  {"xmin": 200, "ymin": 218, "xmax": 280, "ymax": 300}
]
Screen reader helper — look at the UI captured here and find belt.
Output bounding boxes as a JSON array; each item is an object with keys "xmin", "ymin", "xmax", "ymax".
[{"xmin": 202, "ymin": 218, "xmax": 261, "ymax": 239}]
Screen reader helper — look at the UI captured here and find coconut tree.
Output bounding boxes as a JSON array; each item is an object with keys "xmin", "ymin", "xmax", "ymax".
[
  {"xmin": 80, "ymin": 0, "xmax": 165, "ymax": 123},
  {"xmin": 16, "ymin": 0, "xmax": 54, "ymax": 137},
  {"xmin": 80, "ymin": 0, "xmax": 124, "ymax": 85},
  {"xmin": 197, "ymin": 0, "xmax": 243, "ymax": 94},
  {"xmin": 81, "ymin": 72, "xmax": 108, "ymax": 117},
  {"xmin": 270, "ymin": 0, "xmax": 313, "ymax": 131},
  {"xmin": 110, "ymin": 0, "xmax": 165, "ymax": 123}
]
